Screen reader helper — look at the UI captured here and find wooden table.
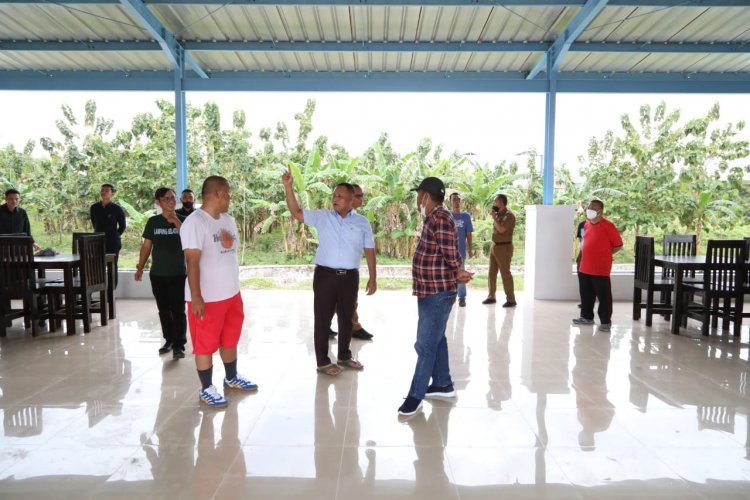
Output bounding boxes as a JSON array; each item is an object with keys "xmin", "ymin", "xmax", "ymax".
[
  {"xmin": 34, "ymin": 253, "xmax": 117, "ymax": 335},
  {"xmin": 652, "ymin": 255, "xmax": 747, "ymax": 335}
]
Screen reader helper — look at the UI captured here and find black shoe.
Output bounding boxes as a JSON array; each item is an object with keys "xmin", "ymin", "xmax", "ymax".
[
  {"xmin": 425, "ymin": 384, "xmax": 456, "ymax": 398},
  {"xmin": 458, "ymin": 298, "xmax": 466, "ymax": 307},
  {"xmin": 482, "ymin": 298, "xmax": 497, "ymax": 305},
  {"xmin": 173, "ymin": 348, "xmax": 185, "ymax": 359},
  {"xmin": 158, "ymin": 341, "xmax": 172, "ymax": 355},
  {"xmin": 502, "ymin": 301, "xmax": 517, "ymax": 308},
  {"xmin": 352, "ymin": 328, "xmax": 373, "ymax": 340},
  {"xmin": 398, "ymin": 396, "xmax": 423, "ymax": 416},
  {"xmin": 328, "ymin": 328, "xmax": 337, "ymax": 338}
]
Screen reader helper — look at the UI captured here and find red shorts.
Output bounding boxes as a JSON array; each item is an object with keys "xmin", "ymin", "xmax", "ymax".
[{"xmin": 187, "ymin": 292, "xmax": 245, "ymax": 355}]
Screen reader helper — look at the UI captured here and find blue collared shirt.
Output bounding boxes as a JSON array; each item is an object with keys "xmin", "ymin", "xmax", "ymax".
[{"xmin": 303, "ymin": 209, "xmax": 375, "ymax": 269}]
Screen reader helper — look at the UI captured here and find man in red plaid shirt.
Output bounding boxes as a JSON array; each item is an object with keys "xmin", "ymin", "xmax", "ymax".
[{"xmin": 398, "ymin": 177, "xmax": 474, "ymax": 417}]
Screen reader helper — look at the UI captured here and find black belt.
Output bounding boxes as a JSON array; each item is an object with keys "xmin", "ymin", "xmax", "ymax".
[
  {"xmin": 493, "ymin": 241, "xmax": 512, "ymax": 245},
  {"xmin": 317, "ymin": 265, "xmax": 358, "ymax": 276}
]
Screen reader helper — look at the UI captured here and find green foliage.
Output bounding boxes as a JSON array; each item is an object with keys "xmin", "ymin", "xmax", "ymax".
[
  {"xmin": 2, "ymin": 98, "xmax": 748, "ymax": 268},
  {"xmin": 577, "ymin": 100, "xmax": 749, "ymax": 249}
]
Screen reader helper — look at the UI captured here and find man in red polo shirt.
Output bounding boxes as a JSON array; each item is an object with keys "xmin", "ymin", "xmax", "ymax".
[{"xmin": 572, "ymin": 199, "xmax": 623, "ymax": 332}]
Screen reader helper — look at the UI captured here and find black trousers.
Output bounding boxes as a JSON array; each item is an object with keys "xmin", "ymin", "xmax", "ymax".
[
  {"xmin": 313, "ymin": 266, "xmax": 359, "ymax": 367},
  {"xmin": 578, "ymin": 272, "xmax": 613, "ymax": 324},
  {"xmin": 149, "ymin": 274, "xmax": 187, "ymax": 349}
]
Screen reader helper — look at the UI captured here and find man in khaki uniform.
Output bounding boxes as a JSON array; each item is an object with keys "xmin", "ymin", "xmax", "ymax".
[{"xmin": 483, "ymin": 194, "xmax": 517, "ymax": 307}]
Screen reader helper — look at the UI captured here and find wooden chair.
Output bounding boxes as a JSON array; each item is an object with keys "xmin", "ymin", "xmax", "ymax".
[
  {"xmin": 46, "ymin": 234, "xmax": 108, "ymax": 333},
  {"xmin": 0, "ymin": 236, "xmax": 45, "ymax": 337},
  {"xmin": 681, "ymin": 239, "xmax": 746, "ymax": 337},
  {"xmin": 633, "ymin": 236, "xmax": 674, "ymax": 326},
  {"xmin": 71, "ymin": 232, "xmax": 103, "ymax": 277},
  {"xmin": 662, "ymin": 234, "xmax": 698, "ymax": 279}
]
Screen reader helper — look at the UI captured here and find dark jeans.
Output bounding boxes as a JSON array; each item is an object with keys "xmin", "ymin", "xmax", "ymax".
[
  {"xmin": 408, "ymin": 290, "xmax": 456, "ymax": 400},
  {"xmin": 313, "ymin": 266, "xmax": 359, "ymax": 367},
  {"xmin": 578, "ymin": 272, "xmax": 612, "ymax": 324},
  {"xmin": 149, "ymin": 274, "xmax": 187, "ymax": 349}
]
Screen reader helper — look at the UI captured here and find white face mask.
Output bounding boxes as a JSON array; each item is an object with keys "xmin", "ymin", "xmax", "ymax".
[
  {"xmin": 585, "ymin": 209, "xmax": 598, "ymax": 220},
  {"xmin": 418, "ymin": 193, "xmax": 427, "ymax": 216}
]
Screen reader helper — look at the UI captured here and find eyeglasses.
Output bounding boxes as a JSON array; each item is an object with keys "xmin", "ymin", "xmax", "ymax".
[{"xmin": 160, "ymin": 196, "xmax": 176, "ymax": 202}]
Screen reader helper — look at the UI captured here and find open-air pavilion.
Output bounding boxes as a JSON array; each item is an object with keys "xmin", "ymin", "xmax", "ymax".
[{"xmin": 1, "ymin": 1, "xmax": 750, "ymax": 498}]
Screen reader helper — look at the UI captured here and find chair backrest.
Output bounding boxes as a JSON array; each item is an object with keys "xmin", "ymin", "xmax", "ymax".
[
  {"xmin": 704, "ymin": 239, "xmax": 746, "ymax": 293},
  {"xmin": 72, "ymin": 232, "xmax": 104, "ymax": 255},
  {"xmin": 662, "ymin": 234, "xmax": 697, "ymax": 278},
  {"xmin": 0, "ymin": 236, "xmax": 35, "ymax": 300},
  {"xmin": 78, "ymin": 234, "xmax": 107, "ymax": 292},
  {"xmin": 634, "ymin": 236, "xmax": 656, "ymax": 287}
]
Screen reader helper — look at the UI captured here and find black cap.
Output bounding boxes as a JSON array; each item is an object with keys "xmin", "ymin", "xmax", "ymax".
[{"xmin": 411, "ymin": 177, "xmax": 445, "ymax": 196}]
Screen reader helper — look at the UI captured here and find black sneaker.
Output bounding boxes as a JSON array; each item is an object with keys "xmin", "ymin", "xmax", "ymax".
[
  {"xmin": 397, "ymin": 396, "xmax": 423, "ymax": 416},
  {"xmin": 172, "ymin": 348, "xmax": 185, "ymax": 359},
  {"xmin": 502, "ymin": 301, "xmax": 517, "ymax": 308},
  {"xmin": 482, "ymin": 298, "xmax": 497, "ymax": 305},
  {"xmin": 158, "ymin": 341, "xmax": 172, "ymax": 355},
  {"xmin": 425, "ymin": 384, "xmax": 456, "ymax": 398},
  {"xmin": 458, "ymin": 298, "xmax": 466, "ymax": 307},
  {"xmin": 352, "ymin": 328, "xmax": 373, "ymax": 340},
  {"xmin": 328, "ymin": 328, "xmax": 337, "ymax": 338}
]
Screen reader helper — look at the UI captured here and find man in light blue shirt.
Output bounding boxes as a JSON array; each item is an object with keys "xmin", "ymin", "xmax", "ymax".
[
  {"xmin": 283, "ymin": 170, "xmax": 377, "ymax": 376},
  {"xmin": 449, "ymin": 193, "xmax": 474, "ymax": 307}
]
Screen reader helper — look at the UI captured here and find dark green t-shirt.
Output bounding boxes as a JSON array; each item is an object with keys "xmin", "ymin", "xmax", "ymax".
[{"xmin": 142, "ymin": 214, "xmax": 186, "ymax": 276}]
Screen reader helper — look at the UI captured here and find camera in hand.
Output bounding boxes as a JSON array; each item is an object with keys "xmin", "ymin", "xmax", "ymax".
[{"xmin": 492, "ymin": 206, "xmax": 499, "ymax": 213}]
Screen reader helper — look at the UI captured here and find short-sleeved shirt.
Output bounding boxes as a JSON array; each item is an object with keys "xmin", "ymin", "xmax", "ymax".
[
  {"xmin": 412, "ymin": 205, "xmax": 462, "ymax": 298},
  {"xmin": 142, "ymin": 214, "xmax": 186, "ymax": 277},
  {"xmin": 579, "ymin": 218, "xmax": 623, "ymax": 277},
  {"xmin": 303, "ymin": 209, "xmax": 375, "ymax": 270},
  {"xmin": 492, "ymin": 209, "xmax": 515, "ymax": 244},
  {"xmin": 180, "ymin": 209, "xmax": 240, "ymax": 302},
  {"xmin": 450, "ymin": 211, "xmax": 474, "ymax": 257}
]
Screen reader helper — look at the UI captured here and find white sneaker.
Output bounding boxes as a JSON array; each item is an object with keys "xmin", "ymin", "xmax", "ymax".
[{"xmin": 199, "ymin": 385, "xmax": 228, "ymax": 407}]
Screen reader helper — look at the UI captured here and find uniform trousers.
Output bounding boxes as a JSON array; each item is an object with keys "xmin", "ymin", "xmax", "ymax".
[{"xmin": 488, "ymin": 242, "xmax": 515, "ymax": 302}]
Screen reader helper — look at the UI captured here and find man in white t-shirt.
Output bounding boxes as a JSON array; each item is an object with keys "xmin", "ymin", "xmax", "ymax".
[{"xmin": 181, "ymin": 175, "xmax": 258, "ymax": 407}]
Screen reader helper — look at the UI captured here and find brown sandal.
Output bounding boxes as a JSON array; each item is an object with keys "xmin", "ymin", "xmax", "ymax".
[
  {"xmin": 340, "ymin": 358, "xmax": 364, "ymax": 370},
  {"xmin": 316, "ymin": 364, "xmax": 342, "ymax": 376}
]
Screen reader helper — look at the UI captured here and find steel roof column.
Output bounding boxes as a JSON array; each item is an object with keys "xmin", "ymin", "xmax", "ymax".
[
  {"xmin": 175, "ymin": 47, "xmax": 187, "ymax": 193},
  {"xmin": 542, "ymin": 61, "xmax": 557, "ymax": 205}
]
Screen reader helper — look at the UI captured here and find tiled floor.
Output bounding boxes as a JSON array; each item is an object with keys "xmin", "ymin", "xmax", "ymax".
[{"xmin": 1, "ymin": 290, "xmax": 750, "ymax": 499}]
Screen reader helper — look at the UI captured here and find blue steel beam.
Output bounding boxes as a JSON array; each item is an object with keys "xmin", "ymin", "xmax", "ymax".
[
  {"xmin": 527, "ymin": 0, "xmax": 608, "ymax": 80},
  {"xmin": 117, "ymin": 0, "xmax": 209, "ymax": 78},
  {"xmin": 0, "ymin": 40, "xmax": 162, "ymax": 51},
  {"xmin": 3, "ymin": 40, "xmax": 749, "ymax": 54},
  {"xmin": 542, "ymin": 59, "xmax": 556, "ymax": 205},
  {"xmin": 0, "ymin": 70, "xmax": 748, "ymax": 92},
  {"xmin": 174, "ymin": 50, "xmax": 188, "ymax": 194},
  {"xmin": 0, "ymin": 0, "xmax": 747, "ymax": 5}
]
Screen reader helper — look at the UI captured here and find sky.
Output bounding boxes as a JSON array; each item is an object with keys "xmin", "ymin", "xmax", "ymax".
[{"xmin": 0, "ymin": 91, "xmax": 748, "ymax": 175}]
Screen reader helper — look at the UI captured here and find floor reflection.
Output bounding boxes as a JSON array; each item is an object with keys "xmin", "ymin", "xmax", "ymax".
[
  {"xmin": 0, "ymin": 291, "xmax": 749, "ymax": 498},
  {"xmin": 572, "ymin": 331, "xmax": 615, "ymax": 451}
]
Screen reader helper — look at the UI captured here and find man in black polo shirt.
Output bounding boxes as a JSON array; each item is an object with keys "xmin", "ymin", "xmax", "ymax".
[
  {"xmin": 176, "ymin": 189, "xmax": 196, "ymax": 218},
  {"xmin": 0, "ymin": 188, "xmax": 40, "ymax": 251},
  {"xmin": 90, "ymin": 183, "xmax": 126, "ymax": 285}
]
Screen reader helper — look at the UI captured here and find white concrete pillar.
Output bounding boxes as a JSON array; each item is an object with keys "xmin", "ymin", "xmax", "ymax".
[{"xmin": 524, "ymin": 204, "xmax": 578, "ymax": 300}]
